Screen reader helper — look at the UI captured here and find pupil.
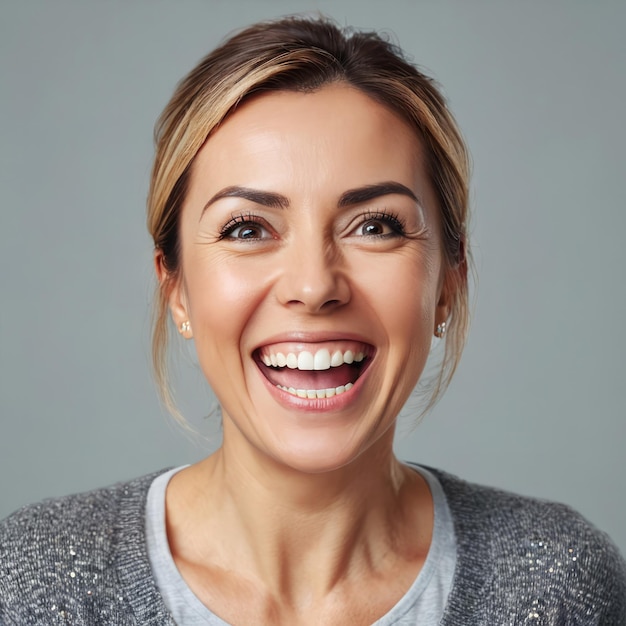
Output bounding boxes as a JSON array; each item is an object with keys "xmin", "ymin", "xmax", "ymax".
[
  {"xmin": 365, "ymin": 222, "xmax": 381, "ymax": 235},
  {"xmin": 240, "ymin": 227, "xmax": 257, "ymax": 239}
]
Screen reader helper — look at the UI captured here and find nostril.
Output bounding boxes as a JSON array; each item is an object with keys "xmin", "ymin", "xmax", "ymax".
[
  {"xmin": 322, "ymin": 299, "xmax": 342, "ymax": 308},
  {"xmin": 285, "ymin": 298, "xmax": 343, "ymax": 310}
]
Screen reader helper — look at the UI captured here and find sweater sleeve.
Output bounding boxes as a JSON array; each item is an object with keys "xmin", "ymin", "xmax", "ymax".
[
  {"xmin": 583, "ymin": 518, "xmax": 626, "ymax": 625},
  {"xmin": 435, "ymin": 470, "xmax": 626, "ymax": 625},
  {"xmin": 0, "ymin": 473, "xmax": 174, "ymax": 626},
  {"xmin": 488, "ymin": 498, "xmax": 626, "ymax": 624},
  {"xmin": 0, "ymin": 486, "xmax": 131, "ymax": 625}
]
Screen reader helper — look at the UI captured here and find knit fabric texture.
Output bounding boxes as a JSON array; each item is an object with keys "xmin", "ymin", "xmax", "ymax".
[{"xmin": 1, "ymin": 468, "xmax": 625, "ymax": 625}]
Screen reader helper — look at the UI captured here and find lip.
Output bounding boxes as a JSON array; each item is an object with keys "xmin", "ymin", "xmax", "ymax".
[
  {"xmin": 255, "ymin": 357, "xmax": 374, "ymax": 413},
  {"xmin": 251, "ymin": 330, "xmax": 376, "ymax": 353},
  {"xmin": 251, "ymin": 331, "xmax": 376, "ymax": 413}
]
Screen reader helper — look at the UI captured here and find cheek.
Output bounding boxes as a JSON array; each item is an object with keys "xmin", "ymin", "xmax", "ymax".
[
  {"xmin": 182, "ymin": 256, "xmax": 270, "ymax": 374},
  {"xmin": 352, "ymin": 249, "xmax": 440, "ymax": 328},
  {"xmin": 350, "ymin": 249, "xmax": 441, "ymax": 396}
]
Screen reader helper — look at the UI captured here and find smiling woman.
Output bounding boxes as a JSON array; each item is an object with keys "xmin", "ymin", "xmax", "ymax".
[
  {"xmin": 161, "ymin": 85, "xmax": 450, "ymax": 476},
  {"xmin": 1, "ymin": 15, "xmax": 625, "ymax": 626}
]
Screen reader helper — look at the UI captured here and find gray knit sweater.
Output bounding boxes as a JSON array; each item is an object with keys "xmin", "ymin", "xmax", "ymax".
[{"xmin": 1, "ymin": 468, "xmax": 625, "ymax": 625}]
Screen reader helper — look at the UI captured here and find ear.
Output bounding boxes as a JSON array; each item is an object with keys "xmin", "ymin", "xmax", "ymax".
[
  {"xmin": 435, "ymin": 270, "xmax": 453, "ymax": 331},
  {"xmin": 154, "ymin": 249, "xmax": 193, "ymax": 339},
  {"xmin": 434, "ymin": 254, "xmax": 467, "ymax": 334}
]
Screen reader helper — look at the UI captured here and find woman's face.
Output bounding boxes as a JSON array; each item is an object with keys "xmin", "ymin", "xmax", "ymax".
[{"xmin": 167, "ymin": 84, "xmax": 451, "ymax": 473}]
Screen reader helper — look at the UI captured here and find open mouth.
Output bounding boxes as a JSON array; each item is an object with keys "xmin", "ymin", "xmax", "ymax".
[{"xmin": 254, "ymin": 342, "xmax": 374, "ymax": 399}]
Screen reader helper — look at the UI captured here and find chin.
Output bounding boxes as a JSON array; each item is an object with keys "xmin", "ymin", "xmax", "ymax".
[
  {"xmin": 273, "ymin": 452, "xmax": 360, "ymax": 476},
  {"xmin": 262, "ymin": 426, "xmax": 386, "ymax": 476}
]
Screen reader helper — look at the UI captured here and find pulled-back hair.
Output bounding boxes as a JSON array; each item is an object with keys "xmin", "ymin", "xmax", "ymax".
[{"xmin": 148, "ymin": 15, "xmax": 471, "ymax": 418}]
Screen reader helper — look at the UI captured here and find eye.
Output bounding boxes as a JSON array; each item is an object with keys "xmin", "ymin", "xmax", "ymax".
[
  {"xmin": 352, "ymin": 211, "xmax": 406, "ymax": 238},
  {"xmin": 360, "ymin": 221, "xmax": 390, "ymax": 236},
  {"xmin": 228, "ymin": 223, "xmax": 268, "ymax": 240},
  {"xmin": 219, "ymin": 215, "xmax": 273, "ymax": 241}
]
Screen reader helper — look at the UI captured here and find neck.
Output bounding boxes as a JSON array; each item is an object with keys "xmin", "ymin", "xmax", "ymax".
[{"xmin": 166, "ymin": 428, "xmax": 432, "ymax": 605}]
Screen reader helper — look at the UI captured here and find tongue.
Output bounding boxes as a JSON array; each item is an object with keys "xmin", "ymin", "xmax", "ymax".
[{"xmin": 262, "ymin": 363, "xmax": 358, "ymax": 389}]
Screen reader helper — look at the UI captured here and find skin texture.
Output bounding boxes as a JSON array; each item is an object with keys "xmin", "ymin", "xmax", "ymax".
[{"xmin": 157, "ymin": 84, "xmax": 455, "ymax": 625}]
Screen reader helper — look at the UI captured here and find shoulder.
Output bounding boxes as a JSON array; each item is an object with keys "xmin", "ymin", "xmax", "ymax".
[
  {"xmin": 0, "ymin": 471, "xmax": 169, "ymax": 625},
  {"xmin": 0, "ymin": 472, "xmax": 155, "ymax": 560},
  {"xmin": 431, "ymin": 468, "xmax": 626, "ymax": 623}
]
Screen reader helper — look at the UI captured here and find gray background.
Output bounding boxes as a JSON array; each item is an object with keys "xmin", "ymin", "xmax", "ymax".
[{"xmin": 1, "ymin": 0, "xmax": 624, "ymax": 556}]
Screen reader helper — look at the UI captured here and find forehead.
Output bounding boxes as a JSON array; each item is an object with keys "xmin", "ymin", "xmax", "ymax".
[{"xmin": 188, "ymin": 84, "xmax": 431, "ymax": 205}]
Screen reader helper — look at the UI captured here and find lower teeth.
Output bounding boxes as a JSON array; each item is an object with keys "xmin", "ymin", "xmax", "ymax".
[{"xmin": 276, "ymin": 382, "xmax": 354, "ymax": 398}]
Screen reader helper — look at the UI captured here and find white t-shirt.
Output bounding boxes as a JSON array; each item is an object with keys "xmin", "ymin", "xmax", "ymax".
[{"xmin": 145, "ymin": 464, "xmax": 456, "ymax": 625}]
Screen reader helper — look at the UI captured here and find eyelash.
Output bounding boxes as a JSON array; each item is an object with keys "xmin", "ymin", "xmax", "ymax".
[{"xmin": 217, "ymin": 213, "xmax": 269, "ymax": 240}]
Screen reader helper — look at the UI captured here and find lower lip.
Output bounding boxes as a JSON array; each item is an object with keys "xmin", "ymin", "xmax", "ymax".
[{"xmin": 256, "ymin": 361, "xmax": 372, "ymax": 413}]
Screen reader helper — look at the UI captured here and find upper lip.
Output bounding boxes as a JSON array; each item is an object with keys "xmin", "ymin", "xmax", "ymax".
[{"xmin": 252, "ymin": 330, "xmax": 376, "ymax": 354}]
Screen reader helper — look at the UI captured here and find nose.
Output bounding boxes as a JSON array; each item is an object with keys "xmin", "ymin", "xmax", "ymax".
[{"xmin": 275, "ymin": 236, "xmax": 351, "ymax": 314}]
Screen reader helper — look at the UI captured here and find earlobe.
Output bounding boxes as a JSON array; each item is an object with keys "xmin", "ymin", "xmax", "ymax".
[
  {"xmin": 169, "ymin": 279, "xmax": 194, "ymax": 339},
  {"xmin": 169, "ymin": 280, "xmax": 193, "ymax": 339},
  {"xmin": 154, "ymin": 249, "xmax": 193, "ymax": 339}
]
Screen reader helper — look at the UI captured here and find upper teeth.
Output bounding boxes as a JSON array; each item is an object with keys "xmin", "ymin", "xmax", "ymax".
[{"xmin": 261, "ymin": 349, "xmax": 365, "ymax": 371}]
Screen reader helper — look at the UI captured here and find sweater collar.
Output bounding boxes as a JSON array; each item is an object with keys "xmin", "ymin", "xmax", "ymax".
[
  {"xmin": 114, "ymin": 470, "xmax": 177, "ymax": 625},
  {"xmin": 111, "ymin": 467, "xmax": 485, "ymax": 625}
]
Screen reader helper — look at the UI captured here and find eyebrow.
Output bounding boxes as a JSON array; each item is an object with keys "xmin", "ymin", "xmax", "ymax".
[
  {"xmin": 337, "ymin": 182, "xmax": 419, "ymax": 207},
  {"xmin": 202, "ymin": 186, "xmax": 290, "ymax": 215},
  {"xmin": 201, "ymin": 181, "xmax": 420, "ymax": 216}
]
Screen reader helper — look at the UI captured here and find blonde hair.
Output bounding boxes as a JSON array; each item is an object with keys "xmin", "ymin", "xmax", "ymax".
[{"xmin": 147, "ymin": 15, "xmax": 471, "ymax": 417}]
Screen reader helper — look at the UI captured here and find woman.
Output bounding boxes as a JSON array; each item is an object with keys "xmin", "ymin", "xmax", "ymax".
[{"xmin": 1, "ymin": 16, "xmax": 624, "ymax": 625}]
